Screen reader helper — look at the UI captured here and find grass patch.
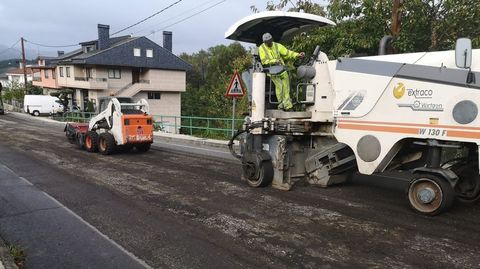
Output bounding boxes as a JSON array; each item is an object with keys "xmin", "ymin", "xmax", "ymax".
[{"xmin": 7, "ymin": 243, "xmax": 26, "ymax": 268}]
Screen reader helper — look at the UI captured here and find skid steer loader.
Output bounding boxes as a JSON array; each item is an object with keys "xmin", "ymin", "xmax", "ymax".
[
  {"xmin": 226, "ymin": 11, "xmax": 480, "ymax": 215},
  {"xmin": 65, "ymin": 97, "xmax": 154, "ymax": 155}
]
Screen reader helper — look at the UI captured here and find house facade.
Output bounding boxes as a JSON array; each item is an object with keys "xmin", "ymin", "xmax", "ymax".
[
  {"xmin": 32, "ymin": 56, "xmax": 60, "ymax": 94},
  {"xmin": 5, "ymin": 66, "xmax": 33, "ymax": 86},
  {"xmin": 32, "ymin": 24, "xmax": 190, "ymax": 125}
]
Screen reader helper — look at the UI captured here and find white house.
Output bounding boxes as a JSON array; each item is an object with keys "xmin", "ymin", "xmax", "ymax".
[{"xmin": 5, "ymin": 66, "xmax": 34, "ymax": 86}]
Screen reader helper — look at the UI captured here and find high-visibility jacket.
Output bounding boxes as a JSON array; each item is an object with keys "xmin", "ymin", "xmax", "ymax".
[{"xmin": 259, "ymin": 42, "xmax": 299, "ymax": 66}]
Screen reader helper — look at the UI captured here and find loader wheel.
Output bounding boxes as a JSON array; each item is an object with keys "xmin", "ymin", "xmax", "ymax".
[
  {"xmin": 85, "ymin": 131, "xmax": 99, "ymax": 153},
  {"xmin": 243, "ymin": 161, "xmax": 273, "ymax": 188},
  {"xmin": 407, "ymin": 174, "xmax": 455, "ymax": 216},
  {"xmin": 120, "ymin": 144, "xmax": 134, "ymax": 153},
  {"xmin": 98, "ymin": 133, "xmax": 116, "ymax": 155},
  {"xmin": 135, "ymin": 143, "xmax": 151, "ymax": 153},
  {"xmin": 76, "ymin": 133, "xmax": 85, "ymax": 149}
]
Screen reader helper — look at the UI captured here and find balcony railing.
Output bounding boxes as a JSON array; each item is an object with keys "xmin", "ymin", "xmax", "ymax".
[
  {"xmin": 33, "ymin": 77, "xmax": 42, "ymax": 82},
  {"xmin": 74, "ymin": 77, "xmax": 107, "ymax": 82},
  {"xmin": 59, "ymin": 77, "xmax": 108, "ymax": 89}
]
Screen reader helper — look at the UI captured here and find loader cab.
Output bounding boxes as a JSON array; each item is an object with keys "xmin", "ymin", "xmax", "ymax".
[
  {"xmin": 225, "ymin": 11, "xmax": 335, "ymax": 115},
  {"xmin": 97, "ymin": 97, "xmax": 144, "ymax": 115}
]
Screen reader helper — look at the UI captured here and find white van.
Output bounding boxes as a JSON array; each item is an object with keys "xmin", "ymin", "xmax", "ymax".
[{"xmin": 24, "ymin": 95, "xmax": 63, "ymax": 116}]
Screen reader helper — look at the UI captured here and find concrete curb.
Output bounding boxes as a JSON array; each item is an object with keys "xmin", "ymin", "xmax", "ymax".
[
  {"xmin": 0, "ymin": 237, "xmax": 18, "ymax": 269},
  {"xmin": 7, "ymin": 112, "xmax": 64, "ymax": 126},
  {"xmin": 153, "ymin": 132, "xmax": 232, "ymax": 150}
]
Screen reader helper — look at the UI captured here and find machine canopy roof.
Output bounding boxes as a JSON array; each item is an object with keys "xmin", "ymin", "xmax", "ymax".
[{"xmin": 225, "ymin": 11, "xmax": 335, "ymax": 45}]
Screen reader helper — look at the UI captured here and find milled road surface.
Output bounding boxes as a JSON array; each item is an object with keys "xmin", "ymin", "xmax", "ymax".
[{"xmin": 0, "ymin": 112, "xmax": 480, "ymax": 269}]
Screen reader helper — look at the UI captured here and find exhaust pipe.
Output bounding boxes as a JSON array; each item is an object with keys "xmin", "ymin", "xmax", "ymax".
[{"xmin": 378, "ymin": 35, "xmax": 393, "ymax": 55}]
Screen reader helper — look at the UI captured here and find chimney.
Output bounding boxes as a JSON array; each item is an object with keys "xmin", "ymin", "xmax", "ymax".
[
  {"xmin": 163, "ymin": 31, "xmax": 172, "ymax": 52},
  {"xmin": 57, "ymin": 51, "xmax": 64, "ymax": 56},
  {"xmin": 97, "ymin": 24, "xmax": 110, "ymax": 50}
]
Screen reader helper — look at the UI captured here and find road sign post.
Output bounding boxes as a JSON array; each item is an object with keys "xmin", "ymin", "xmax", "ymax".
[
  {"xmin": 232, "ymin": 98, "xmax": 236, "ymax": 136},
  {"xmin": 225, "ymin": 71, "xmax": 245, "ymax": 136}
]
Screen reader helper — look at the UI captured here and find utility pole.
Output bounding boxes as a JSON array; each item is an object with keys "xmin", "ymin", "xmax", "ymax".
[
  {"xmin": 391, "ymin": 0, "xmax": 402, "ymax": 37},
  {"xmin": 21, "ymin": 37, "xmax": 27, "ymax": 92},
  {"xmin": 384, "ymin": 0, "xmax": 403, "ymax": 54}
]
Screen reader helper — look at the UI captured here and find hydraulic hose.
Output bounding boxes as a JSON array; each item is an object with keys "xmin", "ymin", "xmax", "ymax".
[
  {"xmin": 228, "ymin": 129, "xmax": 246, "ymax": 160},
  {"xmin": 228, "ymin": 122, "xmax": 264, "ymax": 160}
]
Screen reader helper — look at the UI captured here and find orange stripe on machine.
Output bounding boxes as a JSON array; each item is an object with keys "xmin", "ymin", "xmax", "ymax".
[
  {"xmin": 337, "ymin": 123, "xmax": 418, "ymax": 134},
  {"xmin": 337, "ymin": 120, "xmax": 480, "ymax": 140},
  {"xmin": 338, "ymin": 119, "xmax": 480, "ymax": 131}
]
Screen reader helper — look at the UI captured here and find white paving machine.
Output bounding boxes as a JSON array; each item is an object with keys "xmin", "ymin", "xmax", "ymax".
[{"xmin": 226, "ymin": 11, "xmax": 480, "ymax": 215}]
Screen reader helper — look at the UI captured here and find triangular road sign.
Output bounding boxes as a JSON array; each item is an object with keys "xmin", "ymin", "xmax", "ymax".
[{"xmin": 225, "ymin": 71, "xmax": 245, "ymax": 98}]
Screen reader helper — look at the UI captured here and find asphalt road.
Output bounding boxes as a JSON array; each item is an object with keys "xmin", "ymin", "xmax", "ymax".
[{"xmin": 0, "ymin": 112, "xmax": 480, "ymax": 269}]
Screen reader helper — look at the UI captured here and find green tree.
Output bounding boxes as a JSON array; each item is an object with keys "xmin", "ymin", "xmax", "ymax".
[
  {"xmin": 180, "ymin": 42, "xmax": 250, "ymax": 118},
  {"xmin": 26, "ymin": 83, "xmax": 43, "ymax": 95},
  {"xmin": 395, "ymin": 0, "xmax": 480, "ymax": 52},
  {"xmin": 259, "ymin": 0, "xmax": 480, "ymax": 58},
  {"xmin": 86, "ymin": 101, "xmax": 95, "ymax": 112},
  {"xmin": 251, "ymin": 0, "xmax": 326, "ymax": 15},
  {"xmin": 2, "ymin": 81, "xmax": 25, "ymax": 104},
  {"xmin": 50, "ymin": 88, "xmax": 73, "ymax": 113}
]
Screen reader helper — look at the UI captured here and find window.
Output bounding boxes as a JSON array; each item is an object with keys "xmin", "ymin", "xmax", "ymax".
[
  {"xmin": 44, "ymin": 70, "xmax": 49, "ymax": 78},
  {"xmin": 59, "ymin": 67, "xmax": 64, "ymax": 77},
  {"xmin": 66, "ymin": 67, "xmax": 71, "ymax": 78},
  {"xmin": 84, "ymin": 45, "xmax": 95, "ymax": 53},
  {"xmin": 147, "ymin": 92, "xmax": 161, "ymax": 99},
  {"xmin": 52, "ymin": 69, "xmax": 56, "ymax": 79},
  {"xmin": 108, "ymin": 69, "xmax": 121, "ymax": 79},
  {"xmin": 133, "ymin": 48, "xmax": 141, "ymax": 57},
  {"xmin": 146, "ymin": 49, "xmax": 153, "ymax": 58}
]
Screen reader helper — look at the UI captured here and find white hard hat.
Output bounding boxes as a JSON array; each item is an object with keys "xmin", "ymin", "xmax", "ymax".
[{"xmin": 262, "ymin": 33, "xmax": 273, "ymax": 42}]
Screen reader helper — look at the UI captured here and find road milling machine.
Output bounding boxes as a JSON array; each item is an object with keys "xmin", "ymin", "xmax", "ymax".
[
  {"xmin": 65, "ymin": 97, "xmax": 154, "ymax": 154},
  {"xmin": 226, "ymin": 11, "xmax": 480, "ymax": 215}
]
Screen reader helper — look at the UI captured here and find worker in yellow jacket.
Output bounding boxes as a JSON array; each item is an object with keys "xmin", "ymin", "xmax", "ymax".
[{"xmin": 258, "ymin": 32, "xmax": 305, "ymax": 111}]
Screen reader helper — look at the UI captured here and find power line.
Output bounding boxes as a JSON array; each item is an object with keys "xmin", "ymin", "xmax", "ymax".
[
  {"xmin": 147, "ymin": 0, "xmax": 226, "ymax": 36},
  {"xmin": 0, "ymin": 39, "xmax": 21, "ymax": 56},
  {"xmin": 24, "ymin": 39, "xmax": 78, "ymax": 48},
  {"xmin": 17, "ymin": 0, "xmax": 223, "ymax": 51},
  {"xmin": 111, "ymin": 0, "xmax": 184, "ymax": 36},
  {"xmin": 288, "ymin": 0, "xmax": 297, "ymax": 9},
  {"xmin": 132, "ymin": 0, "xmax": 220, "ymax": 36}
]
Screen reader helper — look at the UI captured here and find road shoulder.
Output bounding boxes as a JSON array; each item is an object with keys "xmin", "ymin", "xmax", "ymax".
[{"xmin": 0, "ymin": 163, "xmax": 151, "ymax": 269}]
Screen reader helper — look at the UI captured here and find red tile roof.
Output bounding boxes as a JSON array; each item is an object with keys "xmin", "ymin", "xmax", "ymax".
[{"xmin": 5, "ymin": 67, "xmax": 34, "ymax": 75}]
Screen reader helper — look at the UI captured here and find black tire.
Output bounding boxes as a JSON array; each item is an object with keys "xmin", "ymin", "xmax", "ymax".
[
  {"xmin": 135, "ymin": 143, "xmax": 151, "ymax": 153},
  {"xmin": 33, "ymin": 110, "xmax": 40, "ymax": 116},
  {"xmin": 98, "ymin": 133, "xmax": 116, "ymax": 155},
  {"xmin": 407, "ymin": 173, "xmax": 455, "ymax": 216},
  {"xmin": 67, "ymin": 133, "xmax": 76, "ymax": 144},
  {"xmin": 243, "ymin": 161, "xmax": 273, "ymax": 188},
  {"xmin": 85, "ymin": 131, "xmax": 99, "ymax": 153},
  {"xmin": 452, "ymin": 163, "xmax": 480, "ymax": 204},
  {"xmin": 76, "ymin": 133, "xmax": 85, "ymax": 149},
  {"xmin": 121, "ymin": 144, "xmax": 134, "ymax": 152}
]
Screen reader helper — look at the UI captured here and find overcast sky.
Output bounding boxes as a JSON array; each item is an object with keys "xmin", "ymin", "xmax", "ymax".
[{"xmin": 0, "ymin": 0, "xmax": 281, "ymax": 58}]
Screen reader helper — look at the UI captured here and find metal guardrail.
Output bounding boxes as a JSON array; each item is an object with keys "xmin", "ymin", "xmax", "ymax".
[
  {"xmin": 52, "ymin": 112, "xmax": 97, "ymax": 123},
  {"xmin": 154, "ymin": 115, "xmax": 244, "ymax": 138},
  {"xmin": 52, "ymin": 112, "xmax": 244, "ymax": 139}
]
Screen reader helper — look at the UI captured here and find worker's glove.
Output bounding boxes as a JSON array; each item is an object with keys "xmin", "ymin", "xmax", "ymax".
[{"xmin": 298, "ymin": 52, "xmax": 305, "ymax": 58}]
